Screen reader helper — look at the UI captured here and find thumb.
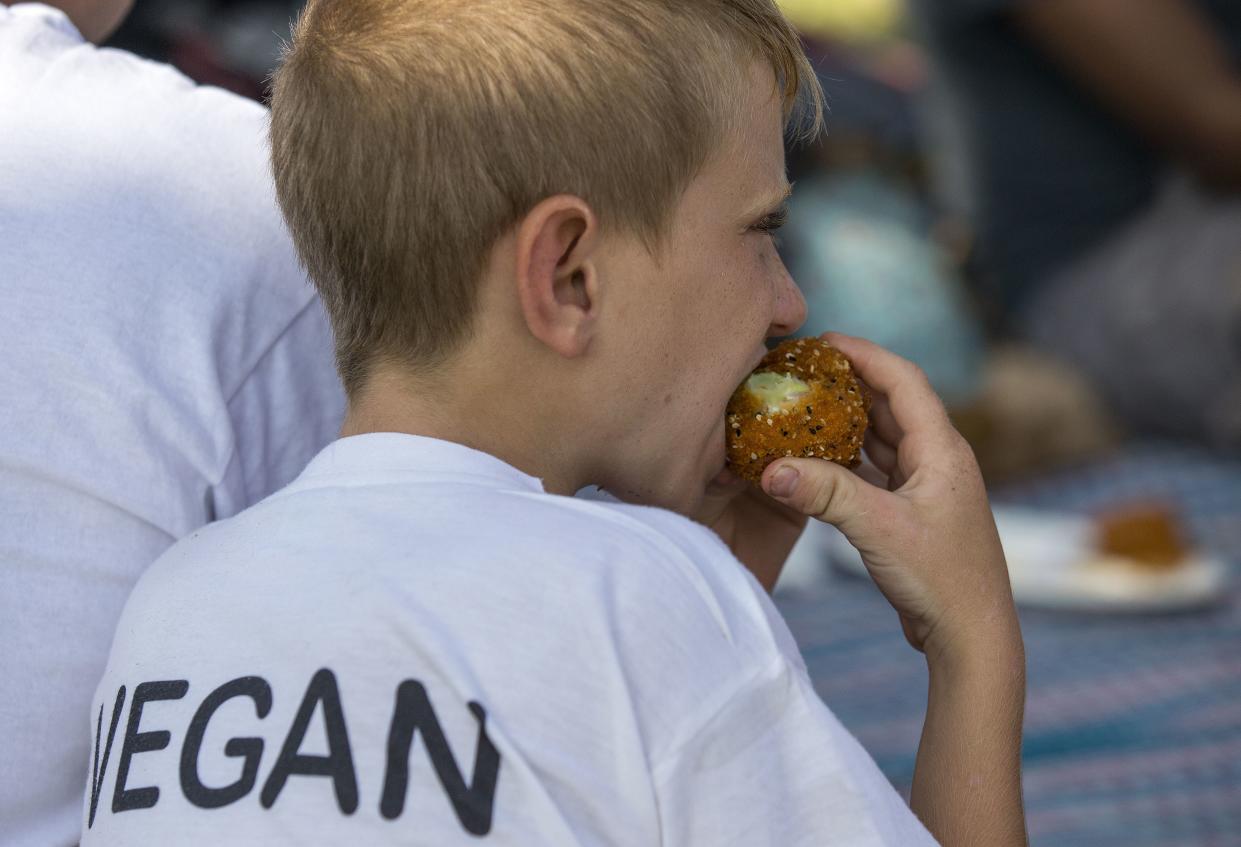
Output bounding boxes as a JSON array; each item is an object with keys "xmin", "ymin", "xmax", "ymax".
[{"xmin": 760, "ymin": 458, "xmax": 879, "ymax": 536}]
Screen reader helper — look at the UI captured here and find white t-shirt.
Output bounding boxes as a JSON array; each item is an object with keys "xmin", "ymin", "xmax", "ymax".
[
  {"xmin": 0, "ymin": 5, "xmax": 344, "ymax": 845},
  {"xmin": 82, "ymin": 434, "xmax": 936, "ymax": 845}
]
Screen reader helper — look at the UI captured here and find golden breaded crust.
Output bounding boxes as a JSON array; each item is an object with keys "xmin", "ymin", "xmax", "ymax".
[{"xmin": 726, "ymin": 337, "xmax": 870, "ymax": 483}]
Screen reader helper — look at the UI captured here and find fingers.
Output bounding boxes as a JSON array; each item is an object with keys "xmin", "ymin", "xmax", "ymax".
[
  {"xmin": 862, "ymin": 430, "xmax": 897, "ymax": 475},
  {"xmin": 862, "ymin": 435, "xmax": 910, "ymax": 491},
  {"xmin": 821, "ymin": 333, "xmax": 953, "ymax": 444},
  {"xmin": 865, "ymin": 392, "xmax": 903, "ymax": 449},
  {"xmin": 760, "ymin": 456, "xmax": 884, "ymax": 537}
]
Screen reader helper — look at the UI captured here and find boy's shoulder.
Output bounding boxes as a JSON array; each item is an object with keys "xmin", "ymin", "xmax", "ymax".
[
  {"xmin": 103, "ymin": 474, "xmax": 796, "ymax": 778},
  {"xmin": 134, "ymin": 474, "xmax": 783, "ymax": 670},
  {"xmin": 534, "ymin": 490, "xmax": 741, "ymax": 578},
  {"xmin": 468, "ymin": 489, "xmax": 798, "ymax": 681},
  {"xmin": 222, "ymin": 464, "xmax": 741, "ymax": 586}
]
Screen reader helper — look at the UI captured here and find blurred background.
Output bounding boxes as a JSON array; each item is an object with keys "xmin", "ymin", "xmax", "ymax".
[{"xmin": 104, "ymin": 1, "xmax": 1241, "ymax": 844}]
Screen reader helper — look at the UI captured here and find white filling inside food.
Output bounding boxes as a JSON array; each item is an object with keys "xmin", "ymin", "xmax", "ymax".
[{"xmin": 745, "ymin": 371, "xmax": 810, "ymax": 414}]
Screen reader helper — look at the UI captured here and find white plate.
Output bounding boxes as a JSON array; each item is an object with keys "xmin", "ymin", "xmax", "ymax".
[{"xmin": 820, "ymin": 505, "xmax": 1231, "ymax": 612}]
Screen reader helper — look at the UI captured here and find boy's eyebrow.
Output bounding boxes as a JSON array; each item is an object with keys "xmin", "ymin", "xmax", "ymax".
[{"xmin": 742, "ymin": 182, "xmax": 793, "ymax": 221}]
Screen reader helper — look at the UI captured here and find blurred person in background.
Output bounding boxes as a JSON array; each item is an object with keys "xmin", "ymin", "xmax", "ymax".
[
  {"xmin": 777, "ymin": 38, "xmax": 1120, "ymax": 485},
  {"xmin": 0, "ymin": 1, "xmax": 343, "ymax": 844},
  {"xmin": 919, "ymin": 0, "xmax": 1241, "ymax": 451}
]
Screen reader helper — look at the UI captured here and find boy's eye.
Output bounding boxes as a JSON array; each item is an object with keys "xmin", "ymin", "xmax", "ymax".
[{"xmin": 753, "ymin": 205, "xmax": 789, "ymax": 236}]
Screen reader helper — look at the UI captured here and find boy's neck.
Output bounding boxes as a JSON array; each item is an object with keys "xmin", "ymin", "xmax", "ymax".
[{"xmin": 339, "ymin": 361, "xmax": 586, "ymax": 498}]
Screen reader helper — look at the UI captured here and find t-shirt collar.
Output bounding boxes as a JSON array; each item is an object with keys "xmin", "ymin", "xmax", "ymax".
[{"xmin": 295, "ymin": 432, "xmax": 546, "ymax": 494}]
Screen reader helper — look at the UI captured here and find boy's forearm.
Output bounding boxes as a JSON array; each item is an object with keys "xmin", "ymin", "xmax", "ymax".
[{"xmin": 910, "ymin": 632, "xmax": 1028, "ymax": 846}]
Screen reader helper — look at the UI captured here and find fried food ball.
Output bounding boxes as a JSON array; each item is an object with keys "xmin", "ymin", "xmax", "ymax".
[
  {"xmin": 1095, "ymin": 503, "xmax": 1189, "ymax": 569},
  {"xmin": 725, "ymin": 337, "xmax": 870, "ymax": 483}
]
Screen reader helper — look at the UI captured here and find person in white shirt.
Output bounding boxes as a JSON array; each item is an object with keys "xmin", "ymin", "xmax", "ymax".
[
  {"xmin": 83, "ymin": 0, "xmax": 1028, "ymax": 844},
  {"xmin": 0, "ymin": 2, "xmax": 344, "ymax": 845}
]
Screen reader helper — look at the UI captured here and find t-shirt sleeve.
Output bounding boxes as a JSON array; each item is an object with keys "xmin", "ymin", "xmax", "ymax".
[
  {"xmin": 651, "ymin": 659, "xmax": 938, "ymax": 847},
  {"xmin": 221, "ymin": 297, "xmax": 345, "ymax": 512}
]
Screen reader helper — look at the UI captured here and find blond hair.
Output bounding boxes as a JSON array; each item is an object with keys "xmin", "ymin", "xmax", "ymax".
[{"xmin": 270, "ymin": 0, "xmax": 823, "ymax": 393}]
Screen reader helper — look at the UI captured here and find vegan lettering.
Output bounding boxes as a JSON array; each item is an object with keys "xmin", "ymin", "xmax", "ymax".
[{"xmin": 87, "ymin": 669, "xmax": 500, "ymax": 836}]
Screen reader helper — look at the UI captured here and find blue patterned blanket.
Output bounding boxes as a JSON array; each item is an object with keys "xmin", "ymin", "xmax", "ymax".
[{"xmin": 775, "ymin": 443, "xmax": 1241, "ymax": 846}]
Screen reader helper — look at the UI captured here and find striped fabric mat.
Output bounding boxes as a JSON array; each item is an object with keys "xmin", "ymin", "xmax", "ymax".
[{"xmin": 774, "ymin": 442, "xmax": 1241, "ymax": 846}]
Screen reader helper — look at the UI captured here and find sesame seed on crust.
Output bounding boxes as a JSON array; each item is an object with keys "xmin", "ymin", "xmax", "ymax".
[{"xmin": 724, "ymin": 337, "xmax": 871, "ymax": 484}]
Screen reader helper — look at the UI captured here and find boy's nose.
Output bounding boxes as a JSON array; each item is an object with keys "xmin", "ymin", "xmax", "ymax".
[{"xmin": 768, "ymin": 266, "xmax": 807, "ymax": 338}]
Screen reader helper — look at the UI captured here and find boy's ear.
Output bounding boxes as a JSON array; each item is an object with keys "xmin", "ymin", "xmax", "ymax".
[{"xmin": 513, "ymin": 195, "xmax": 600, "ymax": 358}]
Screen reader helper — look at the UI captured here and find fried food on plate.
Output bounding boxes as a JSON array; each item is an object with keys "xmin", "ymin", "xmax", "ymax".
[{"xmin": 1094, "ymin": 503, "xmax": 1189, "ymax": 569}]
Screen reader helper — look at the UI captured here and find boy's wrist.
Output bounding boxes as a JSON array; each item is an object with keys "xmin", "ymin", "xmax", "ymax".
[{"xmin": 925, "ymin": 618, "xmax": 1026, "ymax": 687}]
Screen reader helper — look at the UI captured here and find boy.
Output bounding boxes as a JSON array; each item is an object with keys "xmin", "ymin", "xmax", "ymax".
[{"xmin": 82, "ymin": 1, "xmax": 1027, "ymax": 843}]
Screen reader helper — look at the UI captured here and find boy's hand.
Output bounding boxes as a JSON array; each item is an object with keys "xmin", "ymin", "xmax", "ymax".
[
  {"xmin": 701, "ymin": 334, "xmax": 1028, "ymax": 843},
  {"xmin": 752, "ymin": 333, "xmax": 1028, "ymax": 845},
  {"xmin": 759, "ymin": 333, "xmax": 1020, "ymax": 665}
]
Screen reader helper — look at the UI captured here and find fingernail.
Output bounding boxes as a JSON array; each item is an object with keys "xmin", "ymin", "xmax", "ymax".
[{"xmin": 766, "ymin": 466, "xmax": 798, "ymax": 498}]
